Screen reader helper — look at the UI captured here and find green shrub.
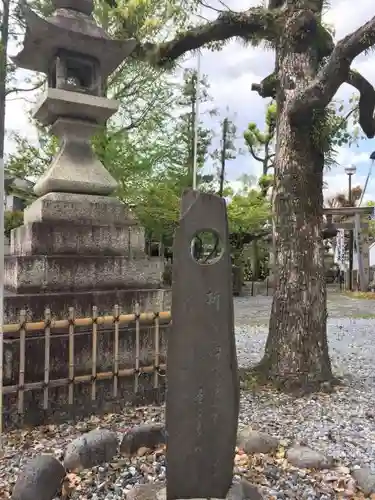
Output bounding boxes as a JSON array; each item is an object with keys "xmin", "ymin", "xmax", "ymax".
[{"xmin": 4, "ymin": 211, "xmax": 23, "ymax": 238}]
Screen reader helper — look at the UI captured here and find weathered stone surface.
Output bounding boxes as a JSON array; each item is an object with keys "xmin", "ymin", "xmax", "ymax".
[
  {"xmin": 237, "ymin": 428, "xmax": 279, "ymax": 454},
  {"xmin": 13, "ymin": 12, "xmax": 136, "ymax": 81},
  {"xmin": 5, "ymin": 254, "xmax": 162, "ymax": 292},
  {"xmin": 34, "ymin": 92, "xmax": 119, "ymax": 128},
  {"xmin": 126, "ymin": 480, "xmax": 263, "ymax": 500},
  {"xmin": 120, "ymin": 423, "xmax": 166, "ymax": 456},
  {"xmin": 286, "ymin": 445, "xmax": 333, "ymax": 469},
  {"xmin": 33, "ymin": 118, "xmax": 117, "ymax": 196},
  {"xmin": 23, "ymin": 192, "xmax": 137, "ymax": 225},
  {"xmin": 63, "ymin": 428, "xmax": 118, "ymax": 471},
  {"xmin": 11, "ymin": 454, "xmax": 66, "ymax": 500},
  {"xmin": 11, "ymin": 221, "xmax": 145, "ymax": 257},
  {"xmin": 4, "ymin": 287, "xmax": 170, "ymax": 323},
  {"xmin": 352, "ymin": 468, "xmax": 375, "ymax": 495},
  {"xmin": 166, "ymin": 190, "xmax": 239, "ymax": 499}
]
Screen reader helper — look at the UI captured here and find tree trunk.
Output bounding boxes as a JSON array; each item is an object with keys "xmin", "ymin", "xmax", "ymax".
[{"xmin": 257, "ymin": 10, "xmax": 333, "ymax": 390}]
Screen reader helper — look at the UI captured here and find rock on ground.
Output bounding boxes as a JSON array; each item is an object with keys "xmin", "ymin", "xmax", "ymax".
[
  {"xmin": 237, "ymin": 427, "xmax": 279, "ymax": 454},
  {"xmin": 11, "ymin": 454, "xmax": 65, "ymax": 500},
  {"xmin": 64, "ymin": 428, "xmax": 118, "ymax": 471},
  {"xmin": 286, "ymin": 445, "xmax": 333, "ymax": 469},
  {"xmin": 120, "ymin": 423, "xmax": 166, "ymax": 457},
  {"xmin": 352, "ymin": 467, "xmax": 375, "ymax": 496}
]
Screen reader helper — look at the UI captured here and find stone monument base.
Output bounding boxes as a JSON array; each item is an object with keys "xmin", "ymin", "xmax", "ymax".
[{"xmin": 126, "ymin": 480, "xmax": 263, "ymax": 500}]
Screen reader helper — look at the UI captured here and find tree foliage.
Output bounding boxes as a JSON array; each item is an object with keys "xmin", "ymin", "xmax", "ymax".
[
  {"xmin": 244, "ymin": 102, "xmax": 276, "ymax": 178},
  {"xmin": 227, "ymin": 189, "xmax": 270, "ymax": 235},
  {"xmin": 4, "ymin": 210, "xmax": 23, "ymax": 238}
]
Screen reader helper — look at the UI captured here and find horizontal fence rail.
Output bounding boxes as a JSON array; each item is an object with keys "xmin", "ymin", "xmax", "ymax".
[{"xmin": 1, "ymin": 305, "xmax": 172, "ymax": 428}]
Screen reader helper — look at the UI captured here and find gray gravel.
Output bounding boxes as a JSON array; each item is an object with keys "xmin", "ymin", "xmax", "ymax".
[
  {"xmin": 1, "ymin": 293, "xmax": 375, "ymax": 499},
  {"xmin": 235, "ymin": 294, "xmax": 375, "ymax": 498}
]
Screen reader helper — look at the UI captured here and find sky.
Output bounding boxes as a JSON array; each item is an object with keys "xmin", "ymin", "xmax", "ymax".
[{"xmin": 4, "ymin": 0, "xmax": 375, "ymax": 202}]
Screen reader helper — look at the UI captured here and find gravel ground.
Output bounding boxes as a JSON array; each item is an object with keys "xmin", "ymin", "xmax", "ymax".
[
  {"xmin": 1, "ymin": 293, "xmax": 375, "ymax": 499},
  {"xmin": 235, "ymin": 295, "xmax": 375, "ymax": 499}
]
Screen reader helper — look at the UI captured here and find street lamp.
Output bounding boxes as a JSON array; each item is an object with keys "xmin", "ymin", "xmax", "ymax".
[{"xmin": 344, "ymin": 165, "xmax": 356, "ymax": 291}]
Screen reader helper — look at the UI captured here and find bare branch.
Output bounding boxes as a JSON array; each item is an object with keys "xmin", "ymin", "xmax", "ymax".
[
  {"xmin": 5, "ymin": 79, "xmax": 44, "ymax": 97},
  {"xmin": 247, "ymin": 143, "xmax": 265, "ymax": 163},
  {"xmin": 217, "ymin": 0, "xmax": 236, "ymax": 13},
  {"xmin": 289, "ymin": 14, "xmax": 375, "ymax": 135},
  {"xmin": 137, "ymin": 7, "xmax": 280, "ymax": 66},
  {"xmin": 197, "ymin": 0, "xmax": 225, "ymax": 14}
]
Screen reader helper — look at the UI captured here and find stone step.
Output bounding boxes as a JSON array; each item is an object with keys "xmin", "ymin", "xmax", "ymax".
[
  {"xmin": 11, "ymin": 222, "xmax": 145, "ymax": 257},
  {"xmin": 5, "ymin": 255, "xmax": 163, "ymax": 293}
]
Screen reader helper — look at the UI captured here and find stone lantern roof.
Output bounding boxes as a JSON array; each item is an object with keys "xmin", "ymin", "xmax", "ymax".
[{"xmin": 12, "ymin": 0, "xmax": 136, "ymax": 79}]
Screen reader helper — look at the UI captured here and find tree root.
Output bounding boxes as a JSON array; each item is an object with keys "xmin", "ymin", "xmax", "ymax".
[{"xmin": 239, "ymin": 361, "xmax": 344, "ymax": 396}]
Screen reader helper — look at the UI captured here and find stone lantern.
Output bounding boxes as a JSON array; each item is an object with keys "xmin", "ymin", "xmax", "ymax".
[
  {"xmin": 5, "ymin": 0, "xmax": 165, "ymax": 321},
  {"xmin": 12, "ymin": 0, "xmax": 136, "ymax": 196}
]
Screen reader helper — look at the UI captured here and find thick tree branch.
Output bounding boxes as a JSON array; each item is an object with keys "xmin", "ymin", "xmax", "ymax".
[
  {"xmin": 346, "ymin": 70, "xmax": 375, "ymax": 138},
  {"xmin": 137, "ymin": 8, "xmax": 280, "ymax": 65},
  {"xmin": 289, "ymin": 14, "xmax": 375, "ymax": 135}
]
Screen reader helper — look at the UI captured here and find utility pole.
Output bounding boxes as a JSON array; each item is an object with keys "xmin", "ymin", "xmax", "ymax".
[{"xmin": 218, "ymin": 117, "xmax": 228, "ymax": 197}]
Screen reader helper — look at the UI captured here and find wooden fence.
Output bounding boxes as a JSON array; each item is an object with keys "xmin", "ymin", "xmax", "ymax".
[{"xmin": 1, "ymin": 305, "xmax": 172, "ymax": 430}]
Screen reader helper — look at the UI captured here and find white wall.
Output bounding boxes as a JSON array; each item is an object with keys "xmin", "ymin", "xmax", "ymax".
[{"xmin": 370, "ymin": 242, "xmax": 375, "ymax": 267}]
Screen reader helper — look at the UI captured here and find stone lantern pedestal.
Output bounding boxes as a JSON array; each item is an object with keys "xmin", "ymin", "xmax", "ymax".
[{"xmin": 5, "ymin": 191, "xmax": 166, "ymax": 322}]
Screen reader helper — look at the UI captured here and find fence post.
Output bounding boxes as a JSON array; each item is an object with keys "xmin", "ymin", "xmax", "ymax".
[
  {"xmin": 134, "ymin": 302, "xmax": 140, "ymax": 394},
  {"xmin": 43, "ymin": 308, "xmax": 51, "ymax": 412},
  {"xmin": 113, "ymin": 305, "xmax": 120, "ymax": 398},
  {"xmin": 68, "ymin": 307, "xmax": 75, "ymax": 406}
]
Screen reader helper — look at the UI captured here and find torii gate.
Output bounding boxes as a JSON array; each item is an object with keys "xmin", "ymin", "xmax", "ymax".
[{"xmin": 324, "ymin": 206, "xmax": 373, "ymax": 291}]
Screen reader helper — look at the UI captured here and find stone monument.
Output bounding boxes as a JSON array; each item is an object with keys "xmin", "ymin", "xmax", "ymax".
[
  {"xmin": 4, "ymin": 0, "xmax": 165, "ymax": 321},
  {"xmin": 125, "ymin": 191, "xmax": 262, "ymax": 500},
  {"xmin": 166, "ymin": 190, "xmax": 239, "ymax": 499}
]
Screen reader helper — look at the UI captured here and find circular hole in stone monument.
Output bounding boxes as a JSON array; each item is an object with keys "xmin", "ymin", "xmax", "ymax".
[{"xmin": 190, "ymin": 230, "xmax": 224, "ymax": 265}]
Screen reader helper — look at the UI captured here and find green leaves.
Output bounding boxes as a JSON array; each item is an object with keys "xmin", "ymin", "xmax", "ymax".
[
  {"xmin": 244, "ymin": 101, "xmax": 275, "ymax": 178},
  {"xmin": 227, "ymin": 189, "xmax": 271, "ymax": 235},
  {"xmin": 4, "ymin": 210, "xmax": 23, "ymax": 238}
]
